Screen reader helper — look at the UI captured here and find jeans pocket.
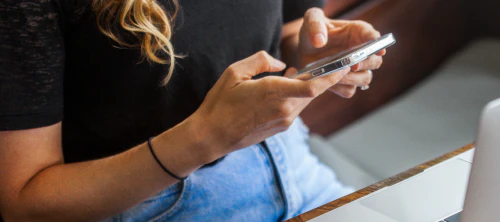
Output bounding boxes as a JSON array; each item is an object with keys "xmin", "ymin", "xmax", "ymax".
[
  {"xmin": 147, "ymin": 177, "xmax": 191, "ymax": 222},
  {"xmin": 106, "ymin": 178, "xmax": 191, "ymax": 222}
]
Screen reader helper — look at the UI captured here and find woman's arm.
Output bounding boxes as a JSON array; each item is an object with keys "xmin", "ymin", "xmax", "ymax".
[
  {"xmin": 0, "ymin": 116, "xmax": 213, "ymax": 222},
  {"xmin": 0, "ymin": 51, "xmax": 351, "ymax": 221}
]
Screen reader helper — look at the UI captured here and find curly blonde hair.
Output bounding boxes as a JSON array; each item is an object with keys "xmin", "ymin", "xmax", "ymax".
[{"xmin": 92, "ymin": 0, "xmax": 179, "ymax": 85}]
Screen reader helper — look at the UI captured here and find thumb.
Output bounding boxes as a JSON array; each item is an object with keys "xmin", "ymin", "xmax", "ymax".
[
  {"xmin": 304, "ymin": 8, "xmax": 328, "ymax": 48},
  {"xmin": 228, "ymin": 51, "xmax": 287, "ymax": 81}
]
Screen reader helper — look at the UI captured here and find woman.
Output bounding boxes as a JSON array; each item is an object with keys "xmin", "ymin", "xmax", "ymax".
[{"xmin": 0, "ymin": 0, "xmax": 385, "ymax": 221}]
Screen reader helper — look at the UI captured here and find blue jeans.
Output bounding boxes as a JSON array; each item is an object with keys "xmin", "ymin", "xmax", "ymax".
[{"xmin": 104, "ymin": 118, "xmax": 354, "ymax": 221}]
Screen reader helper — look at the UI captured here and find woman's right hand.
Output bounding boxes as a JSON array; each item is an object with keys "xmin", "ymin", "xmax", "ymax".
[{"xmin": 192, "ymin": 51, "xmax": 350, "ymax": 159}]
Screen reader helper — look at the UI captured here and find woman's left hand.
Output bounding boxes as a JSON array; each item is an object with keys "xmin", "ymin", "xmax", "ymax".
[{"xmin": 298, "ymin": 8, "xmax": 385, "ymax": 98}]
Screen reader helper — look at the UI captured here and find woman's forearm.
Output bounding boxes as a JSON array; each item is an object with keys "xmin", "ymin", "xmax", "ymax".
[{"xmin": 4, "ymin": 116, "xmax": 217, "ymax": 222}]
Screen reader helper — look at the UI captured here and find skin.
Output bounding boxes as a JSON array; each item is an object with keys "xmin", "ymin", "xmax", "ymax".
[
  {"xmin": 0, "ymin": 7, "xmax": 384, "ymax": 222},
  {"xmin": 282, "ymin": 8, "xmax": 385, "ymax": 98}
]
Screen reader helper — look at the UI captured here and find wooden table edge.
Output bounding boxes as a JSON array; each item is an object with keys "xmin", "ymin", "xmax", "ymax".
[{"xmin": 287, "ymin": 143, "xmax": 475, "ymax": 222}]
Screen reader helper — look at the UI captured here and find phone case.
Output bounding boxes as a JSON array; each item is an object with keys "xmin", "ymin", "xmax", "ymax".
[{"xmin": 291, "ymin": 33, "xmax": 396, "ymax": 81}]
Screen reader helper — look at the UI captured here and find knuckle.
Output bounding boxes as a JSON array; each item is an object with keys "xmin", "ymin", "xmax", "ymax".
[
  {"xmin": 280, "ymin": 103, "xmax": 294, "ymax": 117},
  {"xmin": 273, "ymin": 102, "xmax": 292, "ymax": 119},
  {"xmin": 257, "ymin": 50, "xmax": 273, "ymax": 65},
  {"xmin": 328, "ymin": 73, "xmax": 343, "ymax": 85},
  {"xmin": 278, "ymin": 118, "xmax": 294, "ymax": 131},
  {"xmin": 343, "ymin": 73, "xmax": 354, "ymax": 82},
  {"xmin": 284, "ymin": 117, "xmax": 295, "ymax": 127},
  {"xmin": 305, "ymin": 85, "xmax": 318, "ymax": 97},
  {"xmin": 256, "ymin": 50, "xmax": 270, "ymax": 61},
  {"xmin": 225, "ymin": 65, "xmax": 238, "ymax": 77}
]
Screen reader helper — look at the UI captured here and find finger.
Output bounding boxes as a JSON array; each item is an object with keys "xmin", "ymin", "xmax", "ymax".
[
  {"xmin": 265, "ymin": 67, "xmax": 350, "ymax": 99},
  {"xmin": 307, "ymin": 67, "xmax": 351, "ymax": 94},
  {"xmin": 256, "ymin": 76, "xmax": 312, "ymax": 99},
  {"xmin": 284, "ymin": 67, "xmax": 298, "ymax": 78},
  {"xmin": 329, "ymin": 20, "xmax": 376, "ymax": 33},
  {"xmin": 304, "ymin": 8, "xmax": 328, "ymax": 48},
  {"xmin": 328, "ymin": 19, "xmax": 383, "ymax": 45},
  {"xmin": 229, "ymin": 51, "xmax": 286, "ymax": 80},
  {"xmin": 376, "ymin": 49, "xmax": 386, "ymax": 56},
  {"xmin": 362, "ymin": 27, "xmax": 381, "ymax": 41},
  {"xmin": 338, "ymin": 70, "xmax": 373, "ymax": 87},
  {"xmin": 328, "ymin": 84, "xmax": 357, "ymax": 98},
  {"xmin": 351, "ymin": 55, "xmax": 383, "ymax": 72}
]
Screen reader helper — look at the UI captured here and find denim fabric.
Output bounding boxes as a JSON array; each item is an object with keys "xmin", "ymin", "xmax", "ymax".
[{"xmin": 104, "ymin": 118, "xmax": 354, "ymax": 221}]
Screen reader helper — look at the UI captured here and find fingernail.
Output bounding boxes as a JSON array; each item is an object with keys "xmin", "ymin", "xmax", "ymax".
[
  {"xmin": 314, "ymin": 33, "xmax": 326, "ymax": 46},
  {"xmin": 352, "ymin": 64, "xmax": 359, "ymax": 72},
  {"xmin": 274, "ymin": 59, "xmax": 286, "ymax": 69}
]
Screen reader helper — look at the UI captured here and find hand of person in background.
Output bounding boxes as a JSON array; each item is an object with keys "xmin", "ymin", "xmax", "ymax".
[
  {"xmin": 193, "ymin": 51, "xmax": 350, "ymax": 158},
  {"xmin": 298, "ymin": 8, "xmax": 386, "ymax": 98}
]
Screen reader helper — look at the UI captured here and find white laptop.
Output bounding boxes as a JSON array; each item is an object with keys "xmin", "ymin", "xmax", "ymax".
[{"xmin": 311, "ymin": 98, "xmax": 500, "ymax": 222}]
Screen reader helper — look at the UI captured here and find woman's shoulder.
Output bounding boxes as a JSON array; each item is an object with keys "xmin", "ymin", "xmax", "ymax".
[
  {"xmin": 0, "ymin": 0, "xmax": 90, "ymax": 28},
  {"xmin": 0, "ymin": 0, "xmax": 73, "ymax": 131}
]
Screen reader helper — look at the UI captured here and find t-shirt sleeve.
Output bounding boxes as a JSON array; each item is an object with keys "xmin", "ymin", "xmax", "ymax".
[
  {"xmin": 0, "ymin": 1, "xmax": 65, "ymax": 130},
  {"xmin": 283, "ymin": 0, "xmax": 326, "ymax": 23}
]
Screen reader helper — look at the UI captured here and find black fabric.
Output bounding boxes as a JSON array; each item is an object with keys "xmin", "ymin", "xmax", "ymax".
[
  {"xmin": 0, "ymin": 0, "xmax": 324, "ymax": 163},
  {"xmin": 283, "ymin": 0, "xmax": 325, "ymax": 23}
]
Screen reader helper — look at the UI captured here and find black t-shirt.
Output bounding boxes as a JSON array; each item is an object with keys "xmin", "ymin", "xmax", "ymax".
[{"xmin": 0, "ymin": 0, "xmax": 324, "ymax": 163}]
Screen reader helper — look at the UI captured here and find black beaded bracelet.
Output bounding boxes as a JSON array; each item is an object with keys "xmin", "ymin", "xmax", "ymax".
[{"xmin": 147, "ymin": 137, "xmax": 188, "ymax": 181}]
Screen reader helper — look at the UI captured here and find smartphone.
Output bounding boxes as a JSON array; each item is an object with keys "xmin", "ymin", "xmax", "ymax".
[{"xmin": 291, "ymin": 33, "xmax": 396, "ymax": 81}]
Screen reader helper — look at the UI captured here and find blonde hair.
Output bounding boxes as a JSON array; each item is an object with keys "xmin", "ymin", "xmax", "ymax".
[{"xmin": 92, "ymin": 0, "xmax": 179, "ymax": 85}]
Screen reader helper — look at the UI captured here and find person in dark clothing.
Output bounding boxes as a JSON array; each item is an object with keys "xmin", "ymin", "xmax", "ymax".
[{"xmin": 0, "ymin": 0, "xmax": 385, "ymax": 221}]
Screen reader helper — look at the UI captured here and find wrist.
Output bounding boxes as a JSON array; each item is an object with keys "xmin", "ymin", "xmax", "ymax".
[
  {"xmin": 183, "ymin": 112, "xmax": 227, "ymax": 164},
  {"xmin": 152, "ymin": 114, "xmax": 224, "ymax": 178}
]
